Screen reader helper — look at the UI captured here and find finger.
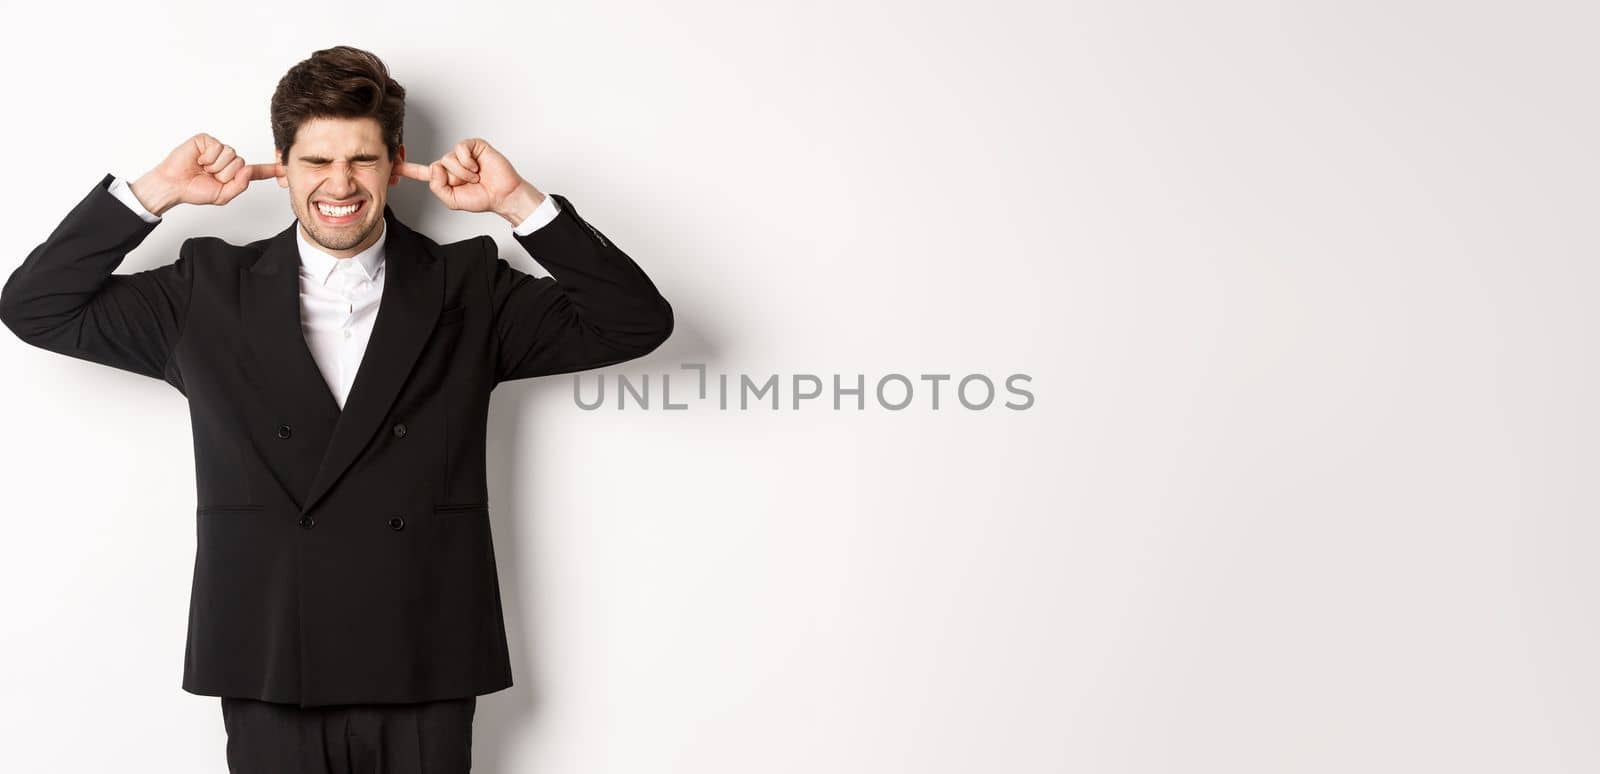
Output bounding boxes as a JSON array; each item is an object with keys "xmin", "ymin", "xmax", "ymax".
[
  {"xmin": 397, "ymin": 161, "xmax": 433, "ymax": 181},
  {"xmin": 206, "ymin": 145, "xmax": 237, "ymax": 174},
  {"xmin": 214, "ymin": 155, "xmax": 245, "ymax": 183},
  {"xmin": 245, "ymin": 162, "xmax": 280, "ymax": 181},
  {"xmin": 195, "ymin": 135, "xmax": 223, "ymax": 167},
  {"xmin": 217, "ymin": 164, "xmax": 252, "ymax": 204},
  {"xmin": 429, "ymin": 162, "xmax": 458, "ymax": 209},
  {"xmin": 454, "ymin": 142, "xmax": 479, "ymax": 174},
  {"xmin": 213, "ymin": 158, "xmax": 250, "ymax": 203},
  {"xmin": 441, "ymin": 154, "xmax": 476, "ymax": 184},
  {"xmin": 438, "ymin": 154, "xmax": 477, "ymax": 184}
]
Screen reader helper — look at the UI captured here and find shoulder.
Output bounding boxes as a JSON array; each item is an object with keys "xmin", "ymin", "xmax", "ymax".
[
  {"xmin": 399, "ymin": 227, "xmax": 499, "ymax": 281},
  {"xmin": 407, "ymin": 229, "xmax": 495, "ymax": 256},
  {"xmin": 182, "ymin": 233, "xmax": 271, "ymax": 274}
]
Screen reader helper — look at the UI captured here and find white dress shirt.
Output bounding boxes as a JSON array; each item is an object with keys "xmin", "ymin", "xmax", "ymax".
[{"xmin": 106, "ymin": 174, "xmax": 561, "ymax": 409}]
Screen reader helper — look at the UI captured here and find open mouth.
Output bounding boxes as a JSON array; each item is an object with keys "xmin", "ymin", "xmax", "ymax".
[{"xmin": 314, "ymin": 199, "xmax": 366, "ymax": 224}]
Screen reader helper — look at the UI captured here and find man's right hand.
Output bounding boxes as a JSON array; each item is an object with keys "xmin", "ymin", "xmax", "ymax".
[{"xmin": 129, "ymin": 133, "xmax": 281, "ymax": 216}]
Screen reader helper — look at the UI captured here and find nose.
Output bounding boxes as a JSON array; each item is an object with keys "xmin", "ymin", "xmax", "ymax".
[{"xmin": 321, "ymin": 163, "xmax": 359, "ymax": 196}]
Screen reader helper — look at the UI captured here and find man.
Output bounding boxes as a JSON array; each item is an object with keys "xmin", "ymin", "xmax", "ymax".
[{"xmin": 0, "ymin": 46, "xmax": 673, "ymax": 773}]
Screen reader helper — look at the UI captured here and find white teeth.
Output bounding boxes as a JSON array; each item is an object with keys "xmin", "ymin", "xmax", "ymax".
[{"xmin": 318, "ymin": 202, "xmax": 360, "ymax": 217}]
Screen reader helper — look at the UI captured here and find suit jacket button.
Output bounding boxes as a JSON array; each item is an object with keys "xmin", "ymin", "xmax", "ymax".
[
  {"xmin": 277, "ymin": 424, "xmax": 293, "ymax": 439},
  {"xmin": 389, "ymin": 515, "xmax": 405, "ymax": 530},
  {"xmin": 298, "ymin": 516, "xmax": 315, "ymax": 529},
  {"xmin": 392, "ymin": 423, "xmax": 407, "ymax": 438}
]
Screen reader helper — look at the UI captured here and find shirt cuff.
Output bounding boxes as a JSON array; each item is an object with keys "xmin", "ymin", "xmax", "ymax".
[
  {"xmin": 108, "ymin": 175, "xmax": 162, "ymax": 223},
  {"xmin": 511, "ymin": 192, "xmax": 560, "ymax": 236}
]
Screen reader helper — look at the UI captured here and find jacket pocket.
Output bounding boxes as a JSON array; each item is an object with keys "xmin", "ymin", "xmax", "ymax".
[
  {"xmin": 439, "ymin": 304, "xmax": 466, "ymax": 325},
  {"xmin": 196, "ymin": 505, "xmax": 264, "ymax": 514},
  {"xmin": 434, "ymin": 502, "xmax": 487, "ymax": 515}
]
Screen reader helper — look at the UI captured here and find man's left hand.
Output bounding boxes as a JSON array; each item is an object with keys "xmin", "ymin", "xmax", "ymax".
[{"xmin": 399, "ymin": 138, "xmax": 546, "ymax": 225}]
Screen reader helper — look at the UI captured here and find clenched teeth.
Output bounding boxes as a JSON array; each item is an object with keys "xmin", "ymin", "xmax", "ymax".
[{"xmin": 318, "ymin": 201, "xmax": 362, "ymax": 216}]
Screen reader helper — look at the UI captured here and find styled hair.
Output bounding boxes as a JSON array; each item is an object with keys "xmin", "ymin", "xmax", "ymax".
[{"xmin": 270, "ymin": 45, "xmax": 406, "ymax": 164}]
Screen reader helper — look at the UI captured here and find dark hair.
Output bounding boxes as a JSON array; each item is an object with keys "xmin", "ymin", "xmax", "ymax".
[{"xmin": 270, "ymin": 45, "xmax": 406, "ymax": 164}]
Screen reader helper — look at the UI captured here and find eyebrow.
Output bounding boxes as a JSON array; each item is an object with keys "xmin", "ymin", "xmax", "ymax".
[{"xmin": 297, "ymin": 153, "xmax": 384, "ymax": 163}]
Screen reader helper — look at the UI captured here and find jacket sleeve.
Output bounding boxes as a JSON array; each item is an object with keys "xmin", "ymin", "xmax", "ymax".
[
  {"xmin": 0, "ymin": 173, "xmax": 194, "ymax": 386},
  {"xmin": 488, "ymin": 193, "xmax": 673, "ymax": 384}
]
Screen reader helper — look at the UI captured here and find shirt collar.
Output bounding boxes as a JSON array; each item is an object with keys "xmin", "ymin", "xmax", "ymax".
[{"xmin": 295, "ymin": 220, "xmax": 387, "ymax": 286}]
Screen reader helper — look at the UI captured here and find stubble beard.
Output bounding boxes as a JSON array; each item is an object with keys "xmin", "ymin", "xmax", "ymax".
[{"xmin": 298, "ymin": 200, "xmax": 380, "ymax": 253}]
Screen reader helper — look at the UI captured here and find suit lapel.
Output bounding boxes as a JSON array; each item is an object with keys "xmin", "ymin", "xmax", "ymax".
[
  {"xmin": 242, "ymin": 220, "xmax": 344, "ymax": 513},
  {"xmin": 243, "ymin": 206, "xmax": 443, "ymax": 516}
]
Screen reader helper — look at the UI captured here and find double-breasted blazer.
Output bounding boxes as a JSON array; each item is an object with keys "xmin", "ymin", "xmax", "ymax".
[{"xmin": 0, "ymin": 173, "xmax": 674, "ymax": 707}]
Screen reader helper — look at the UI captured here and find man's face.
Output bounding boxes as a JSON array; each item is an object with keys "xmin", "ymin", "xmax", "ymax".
[{"xmin": 276, "ymin": 116, "xmax": 405, "ymax": 258}]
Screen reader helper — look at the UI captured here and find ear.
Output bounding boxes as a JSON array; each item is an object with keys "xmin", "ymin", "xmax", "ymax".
[
  {"xmin": 275, "ymin": 149, "xmax": 289, "ymax": 189},
  {"xmin": 389, "ymin": 144, "xmax": 406, "ymax": 187}
]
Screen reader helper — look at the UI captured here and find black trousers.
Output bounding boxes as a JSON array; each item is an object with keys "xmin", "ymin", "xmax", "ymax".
[{"xmin": 220, "ymin": 696, "xmax": 476, "ymax": 774}]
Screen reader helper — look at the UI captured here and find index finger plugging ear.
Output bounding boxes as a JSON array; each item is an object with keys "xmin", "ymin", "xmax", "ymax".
[
  {"xmin": 245, "ymin": 163, "xmax": 281, "ymax": 181},
  {"xmin": 398, "ymin": 161, "xmax": 433, "ymax": 182}
]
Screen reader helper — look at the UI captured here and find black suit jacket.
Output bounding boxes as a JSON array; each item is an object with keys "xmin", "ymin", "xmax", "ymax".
[{"xmin": 0, "ymin": 174, "xmax": 673, "ymax": 707}]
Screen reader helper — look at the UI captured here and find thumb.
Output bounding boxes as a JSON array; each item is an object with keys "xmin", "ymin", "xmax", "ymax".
[
  {"xmin": 427, "ymin": 161, "xmax": 454, "ymax": 208},
  {"xmin": 215, "ymin": 161, "xmax": 253, "ymax": 204}
]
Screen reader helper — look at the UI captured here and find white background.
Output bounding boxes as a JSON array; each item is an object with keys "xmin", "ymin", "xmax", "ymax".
[{"xmin": 1, "ymin": 1, "xmax": 1595, "ymax": 771}]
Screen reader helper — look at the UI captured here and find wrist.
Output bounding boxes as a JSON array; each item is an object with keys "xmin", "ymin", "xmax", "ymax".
[
  {"xmin": 130, "ymin": 173, "xmax": 181, "ymax": 217},
  {"xmin": 496, "ymin": 181, "xmax": 545, "ymax": 226}
]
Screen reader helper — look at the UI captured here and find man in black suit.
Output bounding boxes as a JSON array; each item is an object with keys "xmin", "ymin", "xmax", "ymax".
[{"xmin": 0, "ymin": 45, "xmax": 673, "ymax": 773}]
